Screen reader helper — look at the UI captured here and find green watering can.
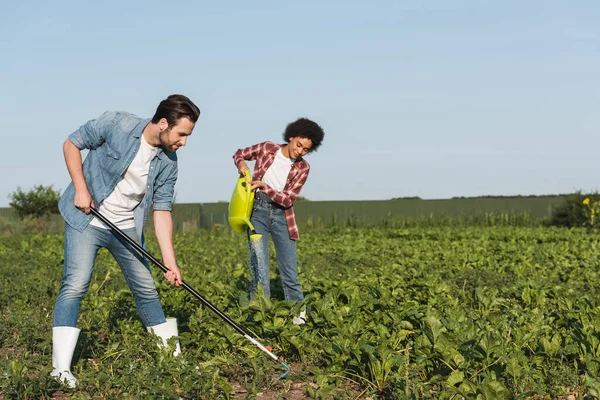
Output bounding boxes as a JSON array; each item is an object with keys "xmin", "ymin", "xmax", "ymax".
[{"xmin": 228, "ymin": 170, "xmax": 262, "ymax": 241}]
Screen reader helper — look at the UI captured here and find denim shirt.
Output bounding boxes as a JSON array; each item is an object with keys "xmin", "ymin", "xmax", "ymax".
[{"xmin": 58, "ymin": 111, "xmax": 178, "ymax": 239}]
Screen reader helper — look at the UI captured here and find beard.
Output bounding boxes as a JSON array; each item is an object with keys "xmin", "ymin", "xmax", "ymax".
[{"xmin": 159, "ymin": 129, "xmax": 178, "ymax": 153}]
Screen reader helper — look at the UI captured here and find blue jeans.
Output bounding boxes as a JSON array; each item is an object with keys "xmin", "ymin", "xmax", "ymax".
[
  {"xmin": 53, "ymin": 223, "xmax": 167, "ymax": 328},
  {"xmin": 248, "ymin": 192, "xmax": 304, "ymax": 302}
]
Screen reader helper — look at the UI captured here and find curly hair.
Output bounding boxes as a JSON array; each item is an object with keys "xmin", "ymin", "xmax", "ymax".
[{"xmin": 282, "ymin": 118, "xmax": 324, "ymax": 152}]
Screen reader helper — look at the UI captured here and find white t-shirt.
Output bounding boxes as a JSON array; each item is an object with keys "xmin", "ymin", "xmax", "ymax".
[
  {"xmin": 262, "ymin": 148, "xmax": 294, "ymax": 193},
  {"xmin": 90, "ymin": 135, "xmax": 158, "ymax": 229}
]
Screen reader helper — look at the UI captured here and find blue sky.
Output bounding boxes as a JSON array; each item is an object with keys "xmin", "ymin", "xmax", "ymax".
[{"xmin": 1, "ymin": 1, "xmax": 599, "ymax": 206}]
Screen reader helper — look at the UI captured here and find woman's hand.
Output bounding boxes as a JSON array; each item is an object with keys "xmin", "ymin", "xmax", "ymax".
[
  {"xmin": 237, "ymin": 161, "xmax": 250, "ymax": 177},
  {"xmin": 250, "ymin": 180, "xmax": 266, "ymax": 191}
]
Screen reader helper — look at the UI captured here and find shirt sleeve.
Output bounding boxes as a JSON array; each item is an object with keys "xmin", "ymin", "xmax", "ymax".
[
  {"xmin": 67, "ymin": 111, "xmax": 118, "ymax": 150},
  {"xmin": 233, "ymin": 142, "xmax": 265, "ymax": 166},
  {"xmin": 152, "ymin": 163, "xmax": 178, "ymax": 212},
  {"xmin": 262, "ymin": 165, "xmax": 310, "ymax": 208}
]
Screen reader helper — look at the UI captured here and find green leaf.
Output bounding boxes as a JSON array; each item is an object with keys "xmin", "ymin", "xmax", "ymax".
[
  {"xmin": 423, "ymin": 315, "xmax": 446, "ymax": 347},
  {"xmin": 458, "ymin": 380, "xmax": 478, "ymax": 396},
  {"xmin": 447, "ymin": 370, "xmax": 464, "ymax": 386}
]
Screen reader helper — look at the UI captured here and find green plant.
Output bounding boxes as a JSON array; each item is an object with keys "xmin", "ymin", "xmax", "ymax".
[
  {"xmin": 549, "ymin": 191, "xmax": 600, "ymax": 227},
  {"xmin": 2, "ymin": 225, "xmax": 600, "ymax": 397},
  {"xmin": 582, "ymin": 197, "xmax": 600, "ymax": 228},
  {"xmin": 9, "ymin": 185, "xmax": 61, "ymax": 219}
]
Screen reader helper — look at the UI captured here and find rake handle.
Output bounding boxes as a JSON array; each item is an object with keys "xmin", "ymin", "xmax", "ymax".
[{"xmin": 88, "ymin": 207, "xmax": 285, "ymax": 368}]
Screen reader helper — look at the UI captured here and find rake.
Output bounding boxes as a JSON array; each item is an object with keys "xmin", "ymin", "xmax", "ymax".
[{"xmin": 90, "ymin": 207, "xmax": 290, "ymax": 379}]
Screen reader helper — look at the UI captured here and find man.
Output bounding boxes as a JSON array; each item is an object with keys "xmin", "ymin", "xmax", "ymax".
[{"xmin": 52, "ymin": 94, "xmax": 200, "ymax": 387}]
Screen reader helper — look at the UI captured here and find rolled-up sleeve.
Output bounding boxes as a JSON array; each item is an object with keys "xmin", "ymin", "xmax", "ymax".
[
  {"xmin": 152, "ymin": 163, "xmax": 178, "ymax": 212},
  {"xmin": 233, "ymin": 142, "xmax": 265, "ymax": 166},
  {"xmin": 68, "ymin": 111, "xmax": 117, "ymax": 150}
]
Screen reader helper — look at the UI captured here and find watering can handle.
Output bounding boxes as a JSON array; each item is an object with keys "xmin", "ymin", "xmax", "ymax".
[{"xmin": 243, "ymin": 169, "xmax": 252, "ymax": 187}]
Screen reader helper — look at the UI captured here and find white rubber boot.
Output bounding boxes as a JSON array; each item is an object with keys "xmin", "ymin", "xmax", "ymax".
[
  {"xmin": 146, "ymin": 318, "xmax": 181, "ymax": 356},
  {"xmin": 50, "ymin": 326, "xmax": 80, "ymax": 388},
  {"xmin": 292, "ymin": 310, "xmax": 307, "ymax": 325}
]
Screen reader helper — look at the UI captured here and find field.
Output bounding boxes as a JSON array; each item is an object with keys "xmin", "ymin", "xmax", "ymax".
[{"xmin": 2, "ymin": 223, "xmax": 600, "ymax": 399}]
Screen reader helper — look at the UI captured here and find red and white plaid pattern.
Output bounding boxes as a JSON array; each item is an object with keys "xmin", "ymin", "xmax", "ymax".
[{"xmin": 233, "ymin": 141, "xmax": 310, "ymax": 240}]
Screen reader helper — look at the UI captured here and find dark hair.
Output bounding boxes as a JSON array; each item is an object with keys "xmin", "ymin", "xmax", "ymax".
[
  {"xmin": 151, "ymin": 94, "xmax": 200, "ymax": 126},
  {"xmin": 283, "ymin": 118, "xmax": 324, "ymax": 152}
]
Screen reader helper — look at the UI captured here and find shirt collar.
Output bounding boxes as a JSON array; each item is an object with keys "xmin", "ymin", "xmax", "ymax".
[
  {"xmin": 132, "ymin": 118, "xmax": 152, "ymax": 139},
  {"xmin": 271, "ymin": 143, "xmax": 304, "ymax": 162}
]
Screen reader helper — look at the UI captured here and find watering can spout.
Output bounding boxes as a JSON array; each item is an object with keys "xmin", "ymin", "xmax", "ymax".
[{"xmin": 228, "ymin": 170, "xmax": 263, "ymax": 241}]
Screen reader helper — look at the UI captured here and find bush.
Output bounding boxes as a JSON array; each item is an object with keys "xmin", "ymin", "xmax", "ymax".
[
  {"xmin": 9, "ymin": 185, "xmax": 61, "ymax": 219},
  {"xmin": 548, "ymin": 191, "xmax": 600, "ymax": 227}
]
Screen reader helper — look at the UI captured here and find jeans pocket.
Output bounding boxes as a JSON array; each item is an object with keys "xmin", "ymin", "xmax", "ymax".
[
  {"xmin": 253, "ymin": 199, "xmax": 268, "ymax": 211},
  {"xmin": 273, "ymin": 206, "xmax": 286, "ymax": 218}
]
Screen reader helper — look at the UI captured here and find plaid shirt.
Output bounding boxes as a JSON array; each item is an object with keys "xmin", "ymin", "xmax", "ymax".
[{"xmin": 233, "ymin": 141, "xmax": 310, "ymax": 240}]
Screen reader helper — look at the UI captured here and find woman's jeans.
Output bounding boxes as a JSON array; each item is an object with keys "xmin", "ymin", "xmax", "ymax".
[
  {"xmin": 248, "ymin": 192, "xmax": 304, "ymax": 302},
  {"xmin": 53, "ymin": 223, "xmax": 166, "ymax": 328}
]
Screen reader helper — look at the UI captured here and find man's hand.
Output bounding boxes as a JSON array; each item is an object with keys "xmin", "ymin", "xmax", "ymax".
[
  {"xmin": 64, "ymin": 138, "xmax": 93, "ymax": 213},
  {"xmin": 74, "ymin": 190, "xmax": 95, "ymax": 214},
  {"xmin": 164, "ymin": 264, "xmax": 182, "ymax": 287},
  {"xmin": 154, "ymin": 210, "xmax": 180, "ymax": 286}
]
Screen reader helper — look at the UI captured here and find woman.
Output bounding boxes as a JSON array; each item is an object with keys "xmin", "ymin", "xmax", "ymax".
[{"xmin": 233, "ymin": 118, "xmax": 324, "ymax": 325}]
